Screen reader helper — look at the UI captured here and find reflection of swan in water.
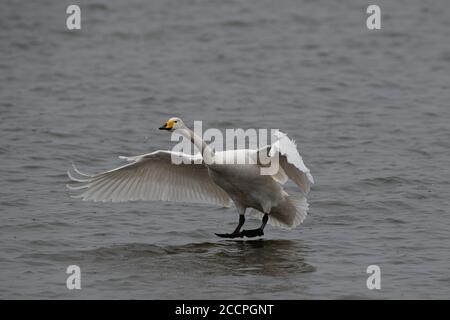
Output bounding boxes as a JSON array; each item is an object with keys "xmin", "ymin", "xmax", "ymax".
[
  {"xmin": 203, "ymin": 240, "xmax": 315, "ymax": 276},
  {"xmin": 38, "ymin": 240, "xmax": 316, "ymax": 298},
  {"xmin": 71, "ymin": 239, "xmax": 315, "ymax": 277}
]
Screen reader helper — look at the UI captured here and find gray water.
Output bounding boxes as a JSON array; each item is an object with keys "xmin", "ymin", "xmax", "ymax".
[{"xmin": 1, "ymin": 0, "xmax": 450, "ymax": 299}]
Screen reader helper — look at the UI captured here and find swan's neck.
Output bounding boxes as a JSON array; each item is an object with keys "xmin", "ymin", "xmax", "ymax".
[{"xmin": 180, "ymin": 127, "xmax": 215, "ymax": 164}]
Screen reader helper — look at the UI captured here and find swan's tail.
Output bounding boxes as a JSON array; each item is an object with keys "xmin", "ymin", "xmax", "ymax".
[{"xmin": 249, "ymin": 195, "xmax": 309, "ymax": 229}]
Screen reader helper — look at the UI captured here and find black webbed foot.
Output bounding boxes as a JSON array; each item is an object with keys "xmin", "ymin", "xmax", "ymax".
[
  {"xmin": 241, "ymin": 228, "xmax": 264, "ymax": 238},
  {"xmin": 215, "ymin": 232, "xmax": 244, "ymax": 239}
]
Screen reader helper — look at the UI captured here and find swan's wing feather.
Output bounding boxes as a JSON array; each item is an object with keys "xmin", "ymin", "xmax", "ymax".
[
  {"xmin": 258, "ymin": 132, "xmax": 314, "ymax": 194},
  {"xmin": 67, "ymin": 150, "xmax": 231, "ymax": 207}
]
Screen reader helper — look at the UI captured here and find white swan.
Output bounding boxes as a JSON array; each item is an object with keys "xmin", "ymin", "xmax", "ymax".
[{"xmin": 67, "ymin": 117, "xmax": 314, "ymax": 238}]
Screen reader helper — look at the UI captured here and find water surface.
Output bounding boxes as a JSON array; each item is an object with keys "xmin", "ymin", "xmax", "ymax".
[{"xmin": 1, "ymin": 0, "xmax": 450, "ymax": 299}]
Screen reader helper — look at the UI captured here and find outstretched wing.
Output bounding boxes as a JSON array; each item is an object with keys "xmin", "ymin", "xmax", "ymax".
[
  {"xmin": 257, "ymin": 131, "xmax": 314, "ymax": 194},
  {"xmin": 67, "ymin": 150, "xmax": 231, "ymax": 207}
]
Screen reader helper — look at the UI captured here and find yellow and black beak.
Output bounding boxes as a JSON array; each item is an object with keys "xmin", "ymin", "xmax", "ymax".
[
  {"xmin": 158, "ymin": 123, "xmax": 169, "ymax": 130},
  {"xmin": 158, "ymin": 119, "xmax": 174, "ymax": 131}
]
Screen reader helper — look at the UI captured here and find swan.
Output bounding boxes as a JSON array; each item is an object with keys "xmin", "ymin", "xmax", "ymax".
[{"xmin": 67, "ymin": 117, "xmax": 314, "ymax": 238}]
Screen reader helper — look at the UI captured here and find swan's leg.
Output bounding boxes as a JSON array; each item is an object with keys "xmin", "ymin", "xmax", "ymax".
[
  {"xmin": 233, "ymin": 215, "xmax": 246, "ymax": 234},
  {"xmin": 215, "ymin": 215, "xmax": 245, "ymax": 238},
  {"xmin": 216, "ymin": 203, "xmax": 247, "ymax": 238},
  {"xmin": 242, "ymin": 213, "xmax": 268, "ymax": 238}
]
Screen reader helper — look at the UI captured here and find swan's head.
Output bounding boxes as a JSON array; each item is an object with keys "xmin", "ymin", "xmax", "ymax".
[{"xmin": 159, "ymin": 117, "xmax": 184, "ymax": 131}]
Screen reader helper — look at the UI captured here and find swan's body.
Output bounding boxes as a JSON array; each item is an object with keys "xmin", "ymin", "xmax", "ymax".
[{"xmin": 67, "ymin": 117, "xmax": 314, "ymax": 238}]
